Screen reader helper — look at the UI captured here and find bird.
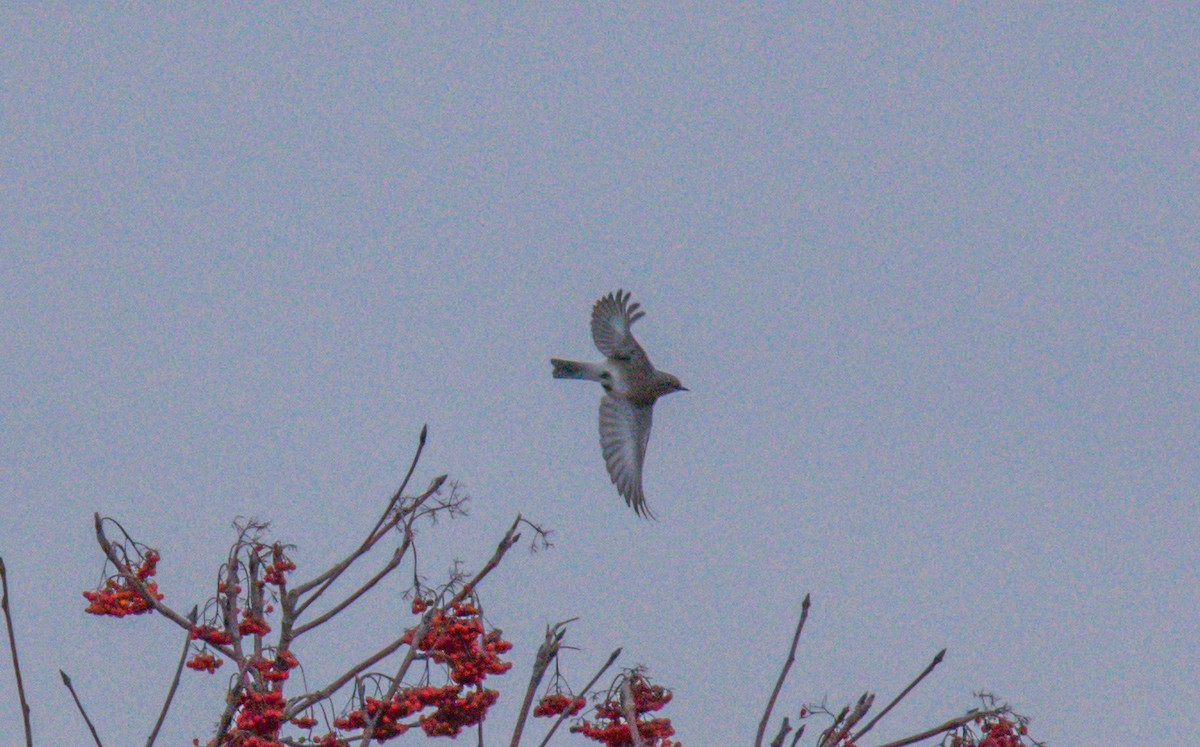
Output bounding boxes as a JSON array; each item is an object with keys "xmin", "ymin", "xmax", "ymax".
[{"xmin": 551, "ymin": 290, "xmax": 687, "ymax": 518}]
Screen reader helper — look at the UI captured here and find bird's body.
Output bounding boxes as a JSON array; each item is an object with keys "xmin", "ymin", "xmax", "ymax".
[{"xmin": 551, "ymin": 290, "xmax": 687, "ymax": 518}]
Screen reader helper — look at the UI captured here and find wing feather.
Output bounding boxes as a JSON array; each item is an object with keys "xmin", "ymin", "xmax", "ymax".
[
  {"xmin": 598, "ymin": 394, "xmax": 655, "ymax": 518},
  {"xmin": 591, "ymin": 290, "xmax": 648, "ymax": 361}
]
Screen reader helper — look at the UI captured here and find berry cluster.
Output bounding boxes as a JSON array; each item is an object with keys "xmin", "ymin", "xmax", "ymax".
[
  {"xmin": 949, "ymin": 715, "xmax": 1032, "ymax": 747},
  {"xmin": 534, "ymin": 692, "xmax": 587, "ymax": 718},
  {"xmin": 191, "ymin": 624, "xmax": 233, "ymax": 646},
  {"xmin": 186, "ymin": 652, "xmax": 222, "ymax": 673},
  {"xmin": 402, "ymin": 601, "xmax": 514, "ymax": 686},
  {"xmin": 327, "ymin": 601, "xmax": 512, "ymax": 741},
  {"xmin": 233, "ymin": 689, "xmax": 286, "ymax": 746},
  {"xmin": 218, "ymin": 650, "xmax": 302, "ymax": 746},
  {"xmin": 262, "ymin": 546, "xmax": 296, "ymax": 586},
  {"xmin": 570, "ymin": 673, "xmax": 680, "ymax": 747},
  {"xmin": 82, "ymin": 549, "xmax": 164, "ymax": 617},
  {"xmin": 332, "ymin": 683, "xmax": 501, "ymax": 740}
]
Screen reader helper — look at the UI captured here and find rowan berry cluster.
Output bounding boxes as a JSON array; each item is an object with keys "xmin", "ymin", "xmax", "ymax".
[
  {"xmin": 402, "ymin": 601, "xmax": 514, "ymax": 686},
  {"xmin": 233, "ymin": 689, "xmax": 286, "ymax": 746},
  {"xmin": 326, "ymin": 599, "xmax": 512, "ymax": 741},
  {"xmin": 186, "ymin": 652, "xmax": 222, "ymax": 673},
  {"xmin": 211, "ymin": 649, "xmax": 301, "ymax": 746},
  {"xmin": 570, "ymin": 672, "xmax": 680, "ymax": 747},
  {"xmin": 82, "ymin": 549, "xmax": 164, "ymax": 617},
  {"xmin": 948, "ymin": 714, "xmax": 1032, "ymax": 747},
  {"xmin": 533, "ymin": 692, "xmax": 587, "ymax": 718}
]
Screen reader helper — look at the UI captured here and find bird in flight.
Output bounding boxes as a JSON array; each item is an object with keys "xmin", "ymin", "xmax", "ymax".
[{"xmin": 551, "ymin": 290, "xmax": 687, "ymax": 518}]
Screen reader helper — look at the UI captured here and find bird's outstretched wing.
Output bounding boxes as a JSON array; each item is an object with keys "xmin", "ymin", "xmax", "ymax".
[
  {"xmin": 591, "ymin": 290, "xmax": 647, "ymax": 361},
  {"xmin": 599, "ymin": 393, "xmax": 655, "ymax": 518}
]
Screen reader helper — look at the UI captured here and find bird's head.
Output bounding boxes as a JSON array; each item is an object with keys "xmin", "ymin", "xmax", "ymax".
[{"xmin": 660, "ymin": 373, "xmax": 688, "ymax": 396}]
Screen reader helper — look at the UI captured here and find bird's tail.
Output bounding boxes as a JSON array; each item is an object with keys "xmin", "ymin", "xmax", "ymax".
[{"xmin": 551, "ymin": 358, "xmax": 604, "ymax": 381}]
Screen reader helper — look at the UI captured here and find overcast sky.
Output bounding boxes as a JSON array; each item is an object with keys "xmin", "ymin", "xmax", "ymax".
[{"xmin": 2, "ymin": 5, "xmax": 1197, "ymax": 746}]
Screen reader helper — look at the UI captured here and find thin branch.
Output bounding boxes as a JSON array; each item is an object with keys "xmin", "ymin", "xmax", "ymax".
[
  {"xmin": 446, "ymin": 514, "xmax": 523, "ymax": 609},
  {"xmin": 849, "ymin": 648, "xmax": 945, "ymax": 744},
  {"xmin": 366, "ymin": 424, "xmax": 429, "ymax": 543},
  {"xmin": 287, "ymin": 513, "xmax": 524, "ymax": 720},
  {"xmin": 1, "ymin": 558, "xmax": 33, "ymax": 747},
  {"xmin": 291, "ymin": 539, "xmax": 409, "ymax": 638},
  {"xmin": 357, "ymin": 616, "xmax": 432, "ymax": 747},
  {"xmin": 213, "ymin": 548, "xmax": 251, "ymax": 744},
  {"xmin": 291, "ymin": 426, "xmax": 431, "ymax": 602},
  {"xmin": 510, "ymin": 619, "xmax": 576, "ymax": 747},
  {"xmin": 92, "ymin": 515, "xmax": 224, "ymax": 653},
  {"xmin": 754, "ymin": 593, "xmax": 811, "ymax": 747},
  {"xmin": 816, "ymin": 705, "xmax": 849, "ymax": 747},
  {"xmin": 621, "ymin": 677, "xmax": 646, "ymax": 747},
  {"xmin": 768, "ymin": 717, "xmax": 791, "ymax": 747},
  {"xmin": 537, "ymin": 648, "xmax": 622, "ymax": 747},
  {"xmin": 820, "ymin": 691, "xmax": 873, "ymax": 747},
  {"xmin": 874, "ymin": 707, "xmax": 1005, "ymax": 747},
  {"xmin": 284, "ymin": 626, "xmax": 415, "ymax": 718},
  {"xmin": 293, "ymin": 475, "xmax": 445, "ymax": 617},
  {"xmin": 146, "ymin": 606, "xmax": 198, "ymax": 747},
  {"xmin": 60, "ymin": 670, "xmax": 103, "ymax": 747},
  {"xmin": 213, "ymin": 672, "xmax": 246, "ymax": 743}
]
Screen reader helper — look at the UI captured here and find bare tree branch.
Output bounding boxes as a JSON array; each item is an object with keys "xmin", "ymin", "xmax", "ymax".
[
  {"xmin": 291, "ymin": 426, "xmax": 432, "ymax": 606},
  {"xmin": 849, "ymin": 648, "xmax": 946, "ymax": 744},
  {"xmin": 621, "ymin": 676, "xmax": 646, "ymax": 747},
  {"xmin": 0, "ymin": 558, "xmax": 33, "ymax": 747},
  {"xmin": 291, "ymin": 539, "xmax": 410, "ymax": 639},
  {"xmin": 283, "ymin": 625, "xmax": 415, "ymax": 718},
  {"xmin": 768, "ymin": 716, "xmax": 792, "ymax": 747},
  {"xmin": 293, "ymin": 474, "xmax": 444, "ymax": 617},
  {"xmin": 536, "ymin": 648, "xmax": 621, "ymax": 747},
  {"xmin": 146, "ymin": 606, "xmax": 198, "ymax": 747},
  {"xmin": 92, "ymin": 515, "xmax": 227, "ymax": 654},
  {"xmin": 356, "ymin": 616, "xmax": 432, "ymax": 747},
  {"xmin": 755, "ymin": 593, "xmax": 811, "ymax": 747},
  {"xmin": 819, "ymin": 691, "xmax": 873, "ymax": 747},
  {"xmin": 874, "ymin": 707, "xmax": 1005, "ymax": 747},
  {"xmin": 445, "ymin": 513, "xmax": 523, "ymax": 609},
  {"xmin": 59, "ymin": 670, "xmax": 103, "ymax": 747},
  {"xmin": 509, "ymin": 619, "xmax": 576, "ymax": 747}
]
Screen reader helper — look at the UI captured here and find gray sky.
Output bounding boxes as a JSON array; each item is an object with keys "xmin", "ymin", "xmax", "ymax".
[{"xmin": 2, "ymin": 5, "xmax": 1197, "ymax": 745}]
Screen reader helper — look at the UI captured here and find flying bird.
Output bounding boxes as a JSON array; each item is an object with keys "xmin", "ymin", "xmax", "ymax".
[{"xmin": 551, "ymin": 290, "xmax": 687, "ymax": 518}]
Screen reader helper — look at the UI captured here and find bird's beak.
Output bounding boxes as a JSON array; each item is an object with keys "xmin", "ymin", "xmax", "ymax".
[{"xmin": 678, "ymin": 385, "xmax": 689, "ymax": 392}]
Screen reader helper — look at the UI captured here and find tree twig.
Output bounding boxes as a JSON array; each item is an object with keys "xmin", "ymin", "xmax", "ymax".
[
  {"xmin": 445, "ymin": 514, "xmax": 524, "ymax": 610},
  {"xmin": 768, "ymin": 716, "xmax": 792, "ymax": 747},
  {"xmin": 621, "ymin": 676, "xmax": 646, "ymax": 747},
  {"xmin": 146, "ymin": 606, "xmax": 198, "ymax": 747},
  {"xmin": 754, "ymin": 593, "xmax": 811, "ymax": 747},
  {"xmin": 60, "ymin": 670, "xmax": 103, "ymax": 747},
  {"xmin": 849, "ymin": 648, "xmax": 945, "ymax": 744},
  {"xmin": 819, "ymin": 691, "xmax": 873, "ymax": 747},
  {"xmin": 291, "ymin": 426, "xmax": 432, "ymax": 605},
  {"xmin": 509, "ymin": 619, "xmax": 575, "ymax": 747},
  {"xmin": 284, "ymin": 623, "xmax": 415, "ymax": 718},
  {"xmin": 92, "ymin": 515, "xmax": 224, "ymax": 653},
  {"xmin": 874, "ymin": 707, "xmax": 1005, "ymax": 747},
  {"xmin": 293, "ymin": 474, "xmax": 444, "ymax": 617},
  {"xmin": 537, "ymin": 648, "xmax": 621, "ymax": 747},
  {"xmin": 291, "ymin": 539, "xmax": 410, "ymax": 638},
  {"xmin": 1, "ymin": 557, "xmax": 34, "ymax": 747},
  {"xmin": 356, "ymin": 616, "xmax": 433, "ymax": 747}
]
